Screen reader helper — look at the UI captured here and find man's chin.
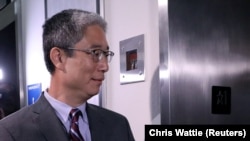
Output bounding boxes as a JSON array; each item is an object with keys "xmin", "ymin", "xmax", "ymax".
[{"xmin": 86, "ymin": 92, "xmax": 99, "ymax": 99}]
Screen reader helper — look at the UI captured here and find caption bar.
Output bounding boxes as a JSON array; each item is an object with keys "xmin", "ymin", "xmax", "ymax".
[{"xmin": 145, "ymin": 125, "xmax": 250, "ymax": 140}]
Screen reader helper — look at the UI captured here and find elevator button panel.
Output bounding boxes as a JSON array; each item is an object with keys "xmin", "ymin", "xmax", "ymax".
[{"xmin": 212, "ymin": 86, "xmax": 231, "ymax": 114}]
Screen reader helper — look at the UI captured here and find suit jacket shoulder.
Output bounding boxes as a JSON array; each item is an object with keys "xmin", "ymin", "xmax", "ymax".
[
  {"xmin": 87, "ymin": 103, "xmax": 135, "ymax": 141},
  {"xmin": 0, "ymin": 95, "xmax": 135, "ymax": 141},
  {"xmin": 0, "ymin": 94, "xmax": 69, "ymax": 141}
]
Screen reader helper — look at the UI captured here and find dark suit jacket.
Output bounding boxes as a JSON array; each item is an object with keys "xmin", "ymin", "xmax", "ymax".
[{"xmin": 0, "ymin": 94, "xmax": 135, "ymax": 141}]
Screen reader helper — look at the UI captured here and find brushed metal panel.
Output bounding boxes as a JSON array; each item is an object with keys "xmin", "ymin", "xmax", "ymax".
[
  {"xmin": 160, "ymin": 0, "xmax": 250, "ymax": 124},
  {"xmin": 158, "ymin": 0, "xmax": 170, "ymax": 124},
  {"xmin": 0, "ymin": 1, "xmax": 14, "ymax": 31},
  {"xmin": 119, "ymin": 34, "xmax": 145, "ymax": 84},
  {"xmin": 15, "ymin": 0, "xmax": 26, "ymax": 108},
  {"xmin": 46, "ymin": 0, "xmax": 98, "ymax": 19}
]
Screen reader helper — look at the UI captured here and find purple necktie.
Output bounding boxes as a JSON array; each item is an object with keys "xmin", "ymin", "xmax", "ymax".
[{"xmin": 69, "ymin": 108, "xmax": 84, "ymax": 141}]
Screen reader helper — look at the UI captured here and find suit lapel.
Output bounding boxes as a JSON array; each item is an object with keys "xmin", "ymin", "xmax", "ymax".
[
  {"xmin": 87, "ymin": 104, "xmax": 106, "ymax": 141},
  {"xmin": 32, "ymin": 93, "xmax": 69, "ymax": 141}
]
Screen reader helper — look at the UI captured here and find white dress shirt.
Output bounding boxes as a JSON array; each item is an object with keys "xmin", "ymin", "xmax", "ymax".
[{"xmin": 44, "ymin": 91, "xmax": 91, "ymax": 141}]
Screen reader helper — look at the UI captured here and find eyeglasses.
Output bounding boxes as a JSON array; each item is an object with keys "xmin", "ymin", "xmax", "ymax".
[{"xmin": 67, "ymin": 47, "xmax": 115, "ymax": 62}]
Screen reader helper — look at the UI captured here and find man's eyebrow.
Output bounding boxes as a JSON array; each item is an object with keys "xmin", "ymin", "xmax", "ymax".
[{"xmin": 90, "ymin": 45, "xmax": 110, "ymax": 50}]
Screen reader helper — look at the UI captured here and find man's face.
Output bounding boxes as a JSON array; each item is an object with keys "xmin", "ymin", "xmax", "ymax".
[{"xmin": 64, "ymin": 25, "xmax": 109, "ymax": 99}]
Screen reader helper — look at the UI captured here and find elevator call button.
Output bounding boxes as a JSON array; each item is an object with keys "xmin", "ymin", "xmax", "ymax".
[{"xmin": 212, "ymin": 86, "xmax": 231, "ymax": 114}]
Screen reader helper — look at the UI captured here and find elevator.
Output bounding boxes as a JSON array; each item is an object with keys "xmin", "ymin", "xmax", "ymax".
[{"xmin": 159, "ymin": 0, "xmax": 250, "ymax": 124}]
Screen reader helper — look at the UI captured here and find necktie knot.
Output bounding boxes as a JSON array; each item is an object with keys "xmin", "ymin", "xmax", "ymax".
[
  {"xmin": 69, "ymin": 108, "xmax": 84, "ymax": 141},
  {"xmin": 70, "ymin": 108, "xmax": 82, "ymax": 120}
]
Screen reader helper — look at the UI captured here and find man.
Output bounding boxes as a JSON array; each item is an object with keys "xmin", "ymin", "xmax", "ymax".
[{"xmin": 0, "ymin": 9, "xmax": 135, "ymax": 141}]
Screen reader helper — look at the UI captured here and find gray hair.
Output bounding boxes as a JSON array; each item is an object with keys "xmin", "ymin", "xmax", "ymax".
[{"xmin": 42, "ymin": 9, "xmax": 107, "ymax": 74}]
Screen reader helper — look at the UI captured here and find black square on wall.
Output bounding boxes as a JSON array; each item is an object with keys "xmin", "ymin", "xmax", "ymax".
[{"xmin": 212, "ymin": 86, "xmax": 231, "ymax": 114}]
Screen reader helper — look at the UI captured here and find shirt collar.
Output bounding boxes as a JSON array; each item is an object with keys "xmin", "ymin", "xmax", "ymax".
[{"xmin": 44, "ymin": 90, "xmax": 88, "ymax": 123}]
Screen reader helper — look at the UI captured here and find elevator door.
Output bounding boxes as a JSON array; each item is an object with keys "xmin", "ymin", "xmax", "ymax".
[{"xmin": 160, "ymin": 0, "xmax": 250, "ymax": 124}]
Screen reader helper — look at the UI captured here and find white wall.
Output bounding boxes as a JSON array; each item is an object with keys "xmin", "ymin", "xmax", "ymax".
[
  {"xmin": 104, "ymin": 0, "xmax": 160, "ymax": 140},
  {"xmin": 20, "ymin": 0, "xmax": 50, "ymax": 97}
]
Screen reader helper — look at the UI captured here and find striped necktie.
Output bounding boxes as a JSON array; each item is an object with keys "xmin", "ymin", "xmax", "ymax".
[{"xmin": 69, "ymin": 108, "xmax": 84, "ymax": 141}]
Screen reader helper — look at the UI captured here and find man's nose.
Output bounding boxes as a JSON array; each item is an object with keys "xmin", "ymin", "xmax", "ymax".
[{"xmin": 98, "ymin": 58, "xmax": 109, "ymax": 72}]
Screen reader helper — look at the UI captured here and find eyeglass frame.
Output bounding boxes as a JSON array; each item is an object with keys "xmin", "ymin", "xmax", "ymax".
[{"xmin": 66, "ymin": 47, "xmax": 115, "ymax": 62}]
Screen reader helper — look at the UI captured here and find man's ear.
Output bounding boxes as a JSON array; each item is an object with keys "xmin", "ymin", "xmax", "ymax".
[{"xmin": 50, "ymin": 47, "xmax": 66, "ymax": 71}]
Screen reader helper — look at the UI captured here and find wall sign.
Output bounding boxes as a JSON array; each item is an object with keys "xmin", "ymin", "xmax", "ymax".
[
  {"xmin": 27, "ymin": 83, "xmax": 42, "ymax": 105},
  {"xmin": 119, "ymin": 34, "xmax": 145, "ymax": 84}
]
